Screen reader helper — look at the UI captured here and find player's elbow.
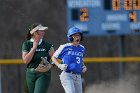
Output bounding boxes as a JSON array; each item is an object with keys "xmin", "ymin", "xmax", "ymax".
[
  {"xmin": 22, "ymin": 58, "xmax": 30, "ymax": 64},
  {"xmin": 22, "ymin": 55, "xmax": 30, "ymax": 64}
]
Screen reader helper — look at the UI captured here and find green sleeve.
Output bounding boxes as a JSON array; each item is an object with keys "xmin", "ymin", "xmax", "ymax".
[{"xmin": 22, "ymin": 41, "xmax": 30, "ymax": 52}]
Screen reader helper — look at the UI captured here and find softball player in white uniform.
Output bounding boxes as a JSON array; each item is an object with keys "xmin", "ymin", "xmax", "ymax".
[{"xmin": 52, "ymin": 27, "xmax": 87, "ymax": 93}]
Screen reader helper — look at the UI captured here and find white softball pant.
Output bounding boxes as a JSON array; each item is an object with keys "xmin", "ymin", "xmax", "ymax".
[{"xmin": 59, "ymin": 71, "xmax": 82, "ymax": 93}]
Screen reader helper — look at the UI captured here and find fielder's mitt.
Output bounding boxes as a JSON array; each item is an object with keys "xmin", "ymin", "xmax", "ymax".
[{"xmin": 35, "ymin": 57, "xmax": 52, "ymax": 72}]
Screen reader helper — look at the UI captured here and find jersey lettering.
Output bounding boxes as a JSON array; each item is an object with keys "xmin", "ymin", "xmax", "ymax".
[
  {"xmin": 36, "ymin": 48, "xmax": 46, "ymax": 52},
  {"xmin": 67, "ymin": 51, "xmax": 83, "ymax": 57}
]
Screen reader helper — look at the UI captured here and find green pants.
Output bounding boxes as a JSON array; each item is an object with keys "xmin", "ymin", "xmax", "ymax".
[{"xmin": 26, "ymin": 68, "xmax": 51, "ymax": 93}]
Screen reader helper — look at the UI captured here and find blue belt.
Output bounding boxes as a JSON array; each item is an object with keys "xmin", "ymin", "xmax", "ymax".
[{"xmin": 65, "ymin": 71, "xmax": 80, "ymax": 74}]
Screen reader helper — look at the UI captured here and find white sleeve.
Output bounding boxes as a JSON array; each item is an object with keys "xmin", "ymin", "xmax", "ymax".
[{"xmin": 53, "ymin": 45, "xmax": 65, "ymax": 58}]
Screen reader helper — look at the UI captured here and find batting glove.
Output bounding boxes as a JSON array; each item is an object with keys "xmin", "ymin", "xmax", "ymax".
[
  {"xmin": 58, "ymin": 64, "xmax": 68, "ymax": 71},
  {"xmin": 82, "ymin": 65, "xmax": 87, "ymax": 73}
]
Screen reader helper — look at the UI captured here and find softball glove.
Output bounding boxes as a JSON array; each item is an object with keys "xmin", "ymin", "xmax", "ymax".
[{"xmin": 35, "ymin": 57, "xmax": 52, "ymax": 72}]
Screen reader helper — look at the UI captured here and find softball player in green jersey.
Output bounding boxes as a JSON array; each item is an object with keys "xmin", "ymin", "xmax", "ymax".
[{"xmin": 22, "ymin": 23, "xmax": 54, "ymax": 93}]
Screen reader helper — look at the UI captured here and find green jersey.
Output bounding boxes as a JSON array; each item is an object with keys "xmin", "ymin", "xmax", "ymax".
[{"xmin": 22, "ymin": 40, "xmax": 53, "ymax": 68}]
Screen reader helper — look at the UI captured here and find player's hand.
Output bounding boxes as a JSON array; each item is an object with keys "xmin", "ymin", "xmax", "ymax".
[
  {"xmin": 58, "ymin": 64, "xmax": 68, "ymax": 71},
  {"xmin": 32, "ymin": 32, "xmax": 41, "ymax": 49},
  {"xmin": 82, "ymin": 65, "xmax": 87, "ymax": 73},
  {"xmin": 41, "ymin": 57, "xmax": 50, "ymax": 64}
]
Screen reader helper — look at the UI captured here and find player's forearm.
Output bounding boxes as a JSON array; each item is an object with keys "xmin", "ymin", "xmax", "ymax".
[
  {"xmin": 52, "ymin": 56, "xmax": 68, "ymax": 71},
  {"xmin": 22, "ymin": 48, "xmax": 36, "ymax": 64},
  {"xmin": 51, "ymin": 56, "xmax": 60, "ymax": 66}
]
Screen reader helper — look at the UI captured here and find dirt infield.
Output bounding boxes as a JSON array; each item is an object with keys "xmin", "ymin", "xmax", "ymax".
[{"xmin": 85, "ymin": 74, "xmax": 139, "ymax": 93}]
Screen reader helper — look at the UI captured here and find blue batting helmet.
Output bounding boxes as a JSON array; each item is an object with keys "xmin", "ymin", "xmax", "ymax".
[{"xmin": 67, "ymin": 27, "xmax": 83, "ymax": 41}]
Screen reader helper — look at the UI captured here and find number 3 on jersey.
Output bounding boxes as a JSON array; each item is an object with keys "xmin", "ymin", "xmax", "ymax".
[{"xmin": 76, "ymin": 57, "xmax": 81, "ymax": 64}]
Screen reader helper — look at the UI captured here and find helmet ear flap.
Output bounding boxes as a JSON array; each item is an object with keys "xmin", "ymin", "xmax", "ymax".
[
  {"xmin": 80, "ymin": 35, "xmax": 83, "ymax": 41},
  {"xmin": 80, "ymin": 33, "xmax": 83, "ymax": 41},
  {"xmin": 69, "ymin": 36, "xmax": 73, "ymax": 42}
]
